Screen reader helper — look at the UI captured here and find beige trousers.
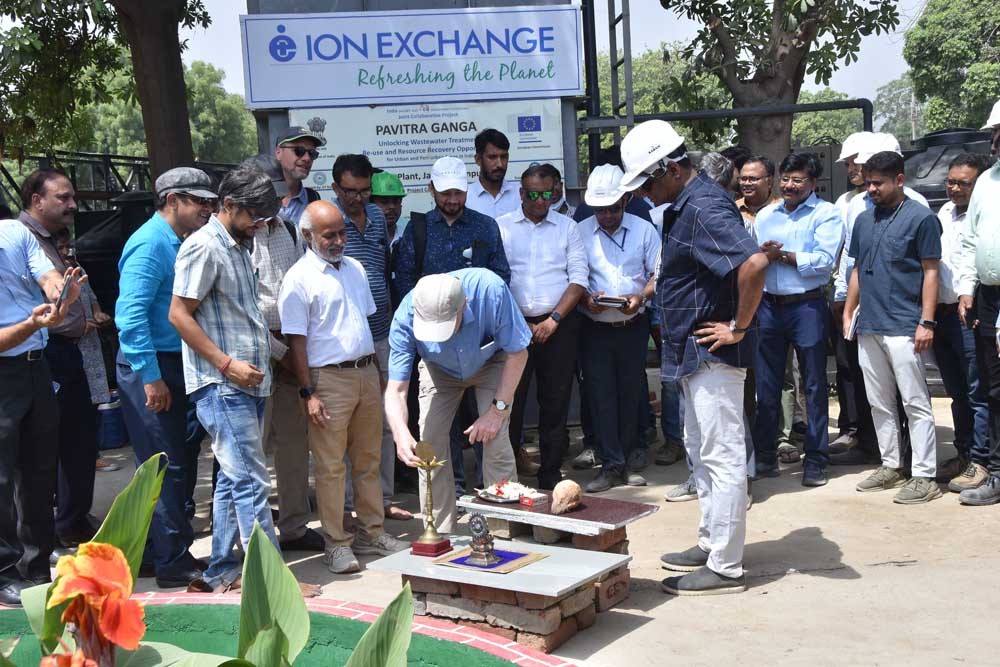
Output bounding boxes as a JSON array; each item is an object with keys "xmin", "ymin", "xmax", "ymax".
[
  {"xmin": 261, "ymin": 366, "xmax": 310, "ymax": 541},
  {"xmin": 309, "ymin": 364, "xmax": 385, "ymax": 546},
  {"xmin": 417, "ymin": 354, "xmax": 516, "ymax": 532}
]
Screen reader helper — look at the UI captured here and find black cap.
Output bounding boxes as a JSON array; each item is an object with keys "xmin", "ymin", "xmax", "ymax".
[
  {"xmin": 238, "ymin": 154, "xmax": 290, "ymax": 198},
  {"xmin": 275, "ymin": 125, "xmax": 326, "ymax": 148}
]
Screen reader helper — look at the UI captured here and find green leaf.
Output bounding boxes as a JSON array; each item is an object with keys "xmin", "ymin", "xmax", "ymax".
[
  {"xmin": 0, "ymin": 637, "xmax": 18, "ymax": 667},
  {"xmin": 92, "ymin": 452, "xmax": 167, "ymax": 579},
  {"xmin": 237, "ymin": 523, "xmax": 309, "ymax": 662},
  {"xmin": 117, "ymin": 641, "xmax": 254, "ymax": 667},
  {"xmin": 21, "ymin": 581, "xmax": 69, "ymax": 655},
  {"xmin": 344, "ymin": 583, "xmax": 413, "ymax": 667},
  {"xmin": 243, "ymin": 625, "xmax": 292, "ymax": 667}
]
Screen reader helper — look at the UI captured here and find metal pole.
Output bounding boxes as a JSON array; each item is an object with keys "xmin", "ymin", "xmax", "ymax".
[{"xmin": 581, "ymin": 0, "xmax": 602, "ymax": 166}]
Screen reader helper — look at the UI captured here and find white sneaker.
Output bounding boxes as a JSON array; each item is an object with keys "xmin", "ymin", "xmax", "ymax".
[
  {"xmin": 325, "ymin": 545, "xmax": 360, "ymax": 573},
  {"xmin": 665, "ymin": 475, "xmax": 697, "ymax": 502},
  {"xmin": 353, "ymin": 532, "xmax": 410, "ymax": 556}
]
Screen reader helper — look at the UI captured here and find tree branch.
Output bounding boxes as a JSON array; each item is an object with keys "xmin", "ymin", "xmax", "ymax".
[{"xmin": 706, "ymin": 14, "xmax": 748, "ymax": 101}]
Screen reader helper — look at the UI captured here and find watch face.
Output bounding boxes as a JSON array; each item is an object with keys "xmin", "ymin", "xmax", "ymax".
[{"xmin": 494, "ymin": 400, "xmax": 508, "ymax": 411}]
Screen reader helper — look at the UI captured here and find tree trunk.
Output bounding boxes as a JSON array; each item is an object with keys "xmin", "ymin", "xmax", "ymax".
[
  {"xmin": 110, "ymin": 0, "xmax": 194, "ymax": 180},
  {"xmin": 735, "ymin": 112, "xmax": 793, "ymax": 170}
]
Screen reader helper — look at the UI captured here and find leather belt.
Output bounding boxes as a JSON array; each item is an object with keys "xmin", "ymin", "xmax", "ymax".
[
  {"xmin": 763, "ymin": 288, "xmax": 825, "ymax": 306},
  {"xmin": 0, "ymin": 349, "xmax": 45, "ymax": 362},
  {"xmin": 590, "ymin": 316, "xmax": 641, "ymax": 328},
  {"xmin": 524, "ymin": 313, "xmax": 553, "ymax": 324},
  {"xmin": 325, "ymin": 354, "xmax": 375, "ymax": 370}
]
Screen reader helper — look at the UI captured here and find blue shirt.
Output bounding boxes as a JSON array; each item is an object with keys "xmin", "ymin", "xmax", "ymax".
[
  {"xmin": 848, "ymin": 197, "xmax": 942, "ymax": 337},
  {"xmin": 116, "ymin": 213, "xmax": 183, "ymax": 383},
  {"xmin": 279, "ymin": 186, "xmax": 310, "ymax": 224},
  {"xmin": 388, "ymin": 268, "xmax": 531, "ymax": 382},
  {"xmin": 391, "ymin": 206, "xmax": 511, "ymax": 298},
  {"xmin": 656, "ymin": 173, "xmax": 761, "ymax": 381},
  {"xmin": 755, "ymin": 193, "xmax": 844, "ymax": 295},
  {"xmin": 337, "ymin": 200, "xmax": 392, "ymax": 341},
  {"xmin": 0, "ymin": 220, "xmax": 55, "ymax": 356}
]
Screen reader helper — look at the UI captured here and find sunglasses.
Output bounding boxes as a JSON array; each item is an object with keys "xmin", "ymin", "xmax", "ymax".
[
  {"xmin": 525, "ymin": 190, "xmax": 555, "ymax": 201},
  {"xmin": 249, "ymin": 212, "xmax": 277, "ymax": 226},
  {"xmin": 643, "ymin": 154, "xmax": 688, "ymax": 181},
  {"xmin": 179, "ymin": 194, "xmax": 217, "ymax": 208},
  {"xmin": 285, "ymin": 146, "xmax": 320, "ymax": 160}
]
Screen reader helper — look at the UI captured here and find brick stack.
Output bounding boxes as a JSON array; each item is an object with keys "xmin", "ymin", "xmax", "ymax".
[
  {"xmin": 529, "ymin": 525, "xmax": 633, "ymax": 612},
  {"xmin": 405, "ymin": 575, "xmax": 598, "ymax": 653}
]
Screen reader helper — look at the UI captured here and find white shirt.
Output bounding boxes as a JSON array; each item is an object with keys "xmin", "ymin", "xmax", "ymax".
[
  {"xmin": 497, "ymin": 207, "xmax": 589, "ymax": 317},
  {"xmin": 958, "ymin": 163, "xmax": 1000, "ymax": 290},
  {"xmin": 277, "ymin": 250, "xmax": 376, "ymax": 367},
  {"xmin": 577, "ymin": 212, "xmax": 660, "ymax": 323},
  {"xmin": 466, "ymin": 179, "xmax": 521, "ymax": 220},
  {"xmin": 937, "ymin": 201, "xmax": 966, "ymax": 304}
]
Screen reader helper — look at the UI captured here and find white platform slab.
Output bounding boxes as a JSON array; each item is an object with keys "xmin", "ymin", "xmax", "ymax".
[
  {"xmin": 367, "ymin": 536, "xmax": 631, "ymax": 598},
  {"xmin": 456, "ymin": 494, "xmax": 658, "ymax": 536}
]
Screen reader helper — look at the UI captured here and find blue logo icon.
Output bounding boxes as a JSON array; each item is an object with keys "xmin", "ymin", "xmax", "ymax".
[
  {"xmin": 269, "ymin": 25, "xmax": 297, "ymax": 62},
  {"xmin": 517, "ymin": 115, "xmax": 542, "ymax": 133}
]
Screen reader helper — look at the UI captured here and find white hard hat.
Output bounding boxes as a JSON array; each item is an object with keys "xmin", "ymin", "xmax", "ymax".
[
  {"xmin": 837, "ymin": 131, "xmax": 874, "ymax": 162},
  {"xmin": 982, "ymin": 99, "xmax": 1000, "ymax": 130},
  {"xmin": 584, "ymin": 164, "xmax": 626, "ymax": 207},
  {"xmin": 620, "ymin": 120, "xmax": 685, "ymax": 192},
  {"xmin": 855, "ymin": 132, "xmax": 902, "ymax": 165}
]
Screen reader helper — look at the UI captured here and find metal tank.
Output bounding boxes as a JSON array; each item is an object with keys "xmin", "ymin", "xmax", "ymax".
[{"xmin": 903, "ymin": 128, "xmax": 994, "ymax": 212}]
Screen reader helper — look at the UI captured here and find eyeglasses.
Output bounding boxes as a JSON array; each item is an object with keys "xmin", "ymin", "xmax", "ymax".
[
  {"xmin": 179, "ymin": 194, "xmax": 217, "ymax": 208},
  {"xmin": 946, "ymin": 179, "xmax": 975, "ymax": 189},
  {"xmin": 525, "ymin": 190, "xmax": 555, "ymax": 201},
  {"xmin": 739, "ymin": 176, "xmax": 765, "ymax": 184},
  {"xmin": 779, "ymin": 176, "xmax": 810, "ymax": 186},
  {"xmin": 284, "ymin": 146, "xmax": 320, "ymax": 160},
  {"xmin": 249, "ymin": 213, "xmax": 276, "ymax": 226},
  {"xmin": 643, "ymin": 154, "xmax": 688, "ymax": 181},
  {"xmin": 339, "ymin": 187, "xmax": 372, "ymax": 200}
]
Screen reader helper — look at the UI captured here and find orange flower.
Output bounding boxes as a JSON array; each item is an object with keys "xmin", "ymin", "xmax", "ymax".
[
  {"xmin": 39, "ymin": 649, "xmax": 98, "ymax": 667},
  {"xmin": 48, "ymin": 542, "xmax": 146, "ymax": 651}
]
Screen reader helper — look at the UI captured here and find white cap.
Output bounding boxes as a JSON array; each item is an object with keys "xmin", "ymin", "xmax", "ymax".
[
  {"xmin": 430, "ymin": 156, "xmax": 468, "ymax": 193},
  {"xmin": 856, "ymin": 132, "xmax": 902, "ymax": 165},
  {"xmin": 584, "ymin": 164, "xmax": 626, "ymax": 207},
  {"xmin": 620, "ymin": 120, "xmax": 685, "ymax": 191},
  {"xmin": 837, "ymin": 131, "xmax": 874, "ymax": 162},
  {"xmin": 412, "ymin": 274, "xmax": 465, "ymax": 343},
  {"xmin": 982, "ymin": 99, "xmax": 1000, "ymax": 130}
]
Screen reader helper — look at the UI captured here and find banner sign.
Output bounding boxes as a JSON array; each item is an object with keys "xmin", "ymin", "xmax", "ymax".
[
  {"xmin": 289, "ymin": 98, "xmax": 564, "ymax": 222},
  {"xmin": 241, "ymin": 5, "xmax": 582, "ymax": 108}
]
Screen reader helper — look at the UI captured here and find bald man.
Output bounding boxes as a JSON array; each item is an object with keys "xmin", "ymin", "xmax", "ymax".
[{"xmin": 278, "ymin": 201, "xmax": 408, "ymax": 574}]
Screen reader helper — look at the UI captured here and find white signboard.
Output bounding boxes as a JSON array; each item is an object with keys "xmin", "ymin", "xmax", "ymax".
[
  {"xmin": 241, "ymin": 5, "xmax": 582, "ymax": 108},
  {"xmin": 290, "ymin": 99, "xmax": 564, "ymax": 221}
]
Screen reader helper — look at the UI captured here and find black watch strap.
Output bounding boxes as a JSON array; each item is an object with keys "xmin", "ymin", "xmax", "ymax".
[{"xmin": 299, "ymin": 386, "xmax": 316, "ymax": 399}]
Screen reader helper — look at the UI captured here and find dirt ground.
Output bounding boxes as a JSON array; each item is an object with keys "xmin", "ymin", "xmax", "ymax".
[{"xmin": 89, "ymin": 397, "xmax": 999, "ymax": 666}]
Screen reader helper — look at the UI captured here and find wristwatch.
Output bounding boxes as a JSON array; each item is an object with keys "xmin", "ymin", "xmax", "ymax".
[
  {"xmin": 729, "ymin": 319, "xmax": 748, "ymax": 335},
  {"xmin": 549, "ymin": 311, "xmax": 562, "ymax": 323},
  {"xmin": 298, "ymin": 386, "xmax": 316, "ymax": 399},
  {"xmin": 919, "ymin": 319, "xmax": 937, "ymax": 330},
  {"xmin": 492, "ymin": 399, "xmax": 509, "ymax": 411}
]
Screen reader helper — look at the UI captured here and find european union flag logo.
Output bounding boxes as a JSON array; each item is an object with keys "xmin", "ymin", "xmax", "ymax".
[{"xmin": 517, "ymin": 115, "xmax": 542, "ymax": 133}]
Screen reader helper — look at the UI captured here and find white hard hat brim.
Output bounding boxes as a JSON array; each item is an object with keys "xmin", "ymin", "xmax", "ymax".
[{"xmin": 584, "ymin": 189, "xmax": 626, "ymax": 207}]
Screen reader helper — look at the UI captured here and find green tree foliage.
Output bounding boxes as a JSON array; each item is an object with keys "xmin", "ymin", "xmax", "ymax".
[
  {"xmin": 903, "ymin": 0, "xmax": 1000, "ymax": 131},
  {"xmin": 657, "ymin": 0, "xmax": 899, "ymax": 161},
  {"xmin": 82, "ymin": 60, "xmax": 256, "ymax": 163},
  {"xmin": 873, "ymin": 72, "xmax": 926, "ymax": 146},
  {"xmin": 791, "ymin": 88, "xmax": 863, "ymax": 147}
]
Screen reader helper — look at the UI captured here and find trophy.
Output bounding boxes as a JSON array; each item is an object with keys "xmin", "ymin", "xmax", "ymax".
[
  {"xmin": 466, "ymin": 513, "xmax": 501, "ymax": 567},
  {"xmin": 411, "ymin": 441, "xmax": 453, "ymax": 557}
]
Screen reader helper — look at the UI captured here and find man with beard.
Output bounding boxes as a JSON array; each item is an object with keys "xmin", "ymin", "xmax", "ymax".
[
  {"xmin": 116, "ymin": 168, "xmax": 216, "ymax": 587},
  {"xmin": 169, "ymin": 166, "xmax": 283, "ymax": 590},
  {"xmin": 280, "ymin": 201, "xmax": 409, "ymax": 574},
  {"xmin": 274, "ymin": 126, "xmax": 324, "ymax": 224},
  {"xmin": 371, "ymin": 171, "xmax": 406, "ymax": 245},
  {"xmin": 843, "ymin": 150, "xmax": 942, "ymax": 505},
  {"xmin": 466, "ymin": 129, "xmax": 520, "ymax": 220}
]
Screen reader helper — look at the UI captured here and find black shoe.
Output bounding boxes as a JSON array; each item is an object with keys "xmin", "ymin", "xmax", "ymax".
[
  {"xmin": 753, "ymin": 462, "xmax": 780, "ymax": 480},
  {"xmin": 139, "ymin": 562, "xmax": 156, "ymax": 578},
  {"xmin": 49, "ymin": 546, "xmax": 76, "ymax": 567},
  {"xmin": 280, "ymin": 527, "xmax": 326, "ymax": 552},
  {"xmin": 802, "ymin": 468, "xmax": 828, "ymax": 487},
  {"xmin": 0, "ymin": 579, "xmax": 30, "ymax": 607},
  {"xmin": 661, "ymin": 565, "xmax": 747, "ymax": 596},
  {"xmin": 830, "ymin": 447, "xmax": 880, "ymax": 466},
  {"xmin": 585, "ymin": 468, "xmax": 626, "ymax": 493},
  {"xmin": 155, "ymin": 567, "xmax": 204, "ymax": 589},
  {"xmin": 660, "ymin": 545, "xmax": 710, "ymax": 572}
]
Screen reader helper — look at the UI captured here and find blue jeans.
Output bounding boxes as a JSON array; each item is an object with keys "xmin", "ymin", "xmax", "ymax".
[
  {"xmin": 661, "ymin": 380, "xmax": 683, "ymax": 444},
  {"xmin": 193, "ymin": 384, "xmax": 278, "ymax": 586},
  {"xmin": 752, "ymin": 297, "xmax": 830, "ymax": 471},
  {"xmin": 117, "ymin": 351, "xmax": 205, "ymax": 577},
  {"xmin": 933, "ymin": 309, "xmax": 989, "ymax": 464}
]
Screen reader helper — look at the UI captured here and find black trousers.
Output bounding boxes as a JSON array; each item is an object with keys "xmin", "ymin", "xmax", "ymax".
[
  {"xmin": 509, "ymin": 311, "xmax": 582, "ymax": 488},
  {"xmin": 0, "ymin": 353, "xmax": 59, "ymax": 582},
  {"xmin": 830, "ymin": 300, "xmax": 878, "ymax": 453},
  {"xmin": 973, "ymin": 284, "xmax": 1000, "ymax": 475},
  {"xmin": 46, "ymin": 335, "xmax": 98, "ymax": 539}
]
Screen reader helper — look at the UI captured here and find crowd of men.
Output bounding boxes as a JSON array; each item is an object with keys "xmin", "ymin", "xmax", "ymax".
[{"xmin": 1, "ymin": 99, "xmax": 999, "ymax": 605}]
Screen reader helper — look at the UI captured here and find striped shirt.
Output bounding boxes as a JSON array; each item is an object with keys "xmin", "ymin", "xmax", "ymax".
[
  {"xmin": 251, "ymin": 218, "xmax": 303, "ymax": 359},
  {"xmin": 337, "ymin": 201, "xmax": 392, "ymax": 341},
  {"xmin": 173, "ymin": 216, "xmax": 272, "ymax": 397}
]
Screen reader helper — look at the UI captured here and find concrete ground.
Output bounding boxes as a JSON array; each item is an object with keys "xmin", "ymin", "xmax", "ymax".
[{"xmin": 91, "ymin": 397, "xmax": 1000, "ymax": 666}]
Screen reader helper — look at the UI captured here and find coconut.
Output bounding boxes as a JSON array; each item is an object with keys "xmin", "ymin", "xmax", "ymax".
[{"xmin": 550, "ymin": 479, "xmax": 582, "ymax": 515}]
